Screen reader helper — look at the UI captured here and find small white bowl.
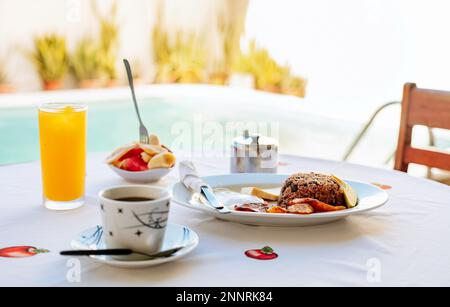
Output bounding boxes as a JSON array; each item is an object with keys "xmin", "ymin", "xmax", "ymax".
[{"xmin": 108, "ymin": 164, "xmax": 174, "ymax": 183}]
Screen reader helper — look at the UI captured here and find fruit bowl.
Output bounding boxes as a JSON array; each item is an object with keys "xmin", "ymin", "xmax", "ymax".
[
  {"xmin": 108, "ymin": 164, "xmax": 174, "ymax": 183},
  {"xmin": 105, "ymin": 136, "xmax": 176, "ymax": 183}
]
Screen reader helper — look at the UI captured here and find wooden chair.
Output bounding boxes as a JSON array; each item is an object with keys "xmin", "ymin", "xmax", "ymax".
[{"xmin": 395, "ymin": 83, "xmax": 450, "ymax": 173}]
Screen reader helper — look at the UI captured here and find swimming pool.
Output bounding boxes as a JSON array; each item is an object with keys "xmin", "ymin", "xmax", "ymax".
[{"xmin": 0, "ymin": 85, "xmax": 407, "ymax": 166}]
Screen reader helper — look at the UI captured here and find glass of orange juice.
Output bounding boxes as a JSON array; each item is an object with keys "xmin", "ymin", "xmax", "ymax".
[{"xmin": 38, "ymin": 104, "xmax": 87, "ymax": 210}]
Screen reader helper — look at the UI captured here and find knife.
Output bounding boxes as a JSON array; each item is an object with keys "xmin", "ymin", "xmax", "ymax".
[
  {"xmin": 179, "ymin": 161, "xmax": 231, "ymax": 214},
  {"xmin": 200, "ymin": 185, "xmax": 231, "ymax": 214}
]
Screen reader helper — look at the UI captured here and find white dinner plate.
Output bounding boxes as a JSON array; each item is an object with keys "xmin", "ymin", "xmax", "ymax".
[
  {"xmin": 71, "ymin": 223, "xmax": 199, "ymax": 268},
  {"xmin": 172, "ymin": 174, "xmax": 389, "ymax": 227}
]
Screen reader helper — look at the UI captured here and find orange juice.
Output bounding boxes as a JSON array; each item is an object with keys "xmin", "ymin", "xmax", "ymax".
[{"xmin": 38, "ymin": 104, "xmax": 87, "ymax": 210}]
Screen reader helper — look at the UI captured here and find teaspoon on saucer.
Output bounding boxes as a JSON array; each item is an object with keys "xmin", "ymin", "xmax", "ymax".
[{"xmin": 60, "ymin": 246, "xmax": 183, "ymax": 259}]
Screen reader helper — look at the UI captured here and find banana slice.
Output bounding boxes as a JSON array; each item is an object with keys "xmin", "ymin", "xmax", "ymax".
[
  {"xmin": 332, "ymin": 175, "xmax": 358, "ymax": 208},
  {"xmin": 149, "ymin": 134, "xmax": 161, "ymax": 146},
  {"xmin": 105, "ymin": 143, "xmax": 138, "ymax": 164},
  {"xmin": 140, "ymin": 152, "xmax": 152, "ymax": 163},
  {"xmin": 242, "ymin": 187, "xmax": 279, "ymax": 201},
  {"xmin": 148, "ymin": 152, "xmax": 176, "ymax": 169},
  {"xmin": 139, "ymin": 144, "xmax": 167, "ymax": 157}
]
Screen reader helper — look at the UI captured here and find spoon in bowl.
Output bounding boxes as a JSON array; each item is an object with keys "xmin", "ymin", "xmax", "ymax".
[{"xmin": 123, "ymin": 59, "xmax": 149, "ymax": 144}]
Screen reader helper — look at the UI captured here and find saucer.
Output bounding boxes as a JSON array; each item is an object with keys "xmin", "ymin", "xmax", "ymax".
[{"xmin": 71, "ymin": 223, "xmax": 199, "ymax": 268}]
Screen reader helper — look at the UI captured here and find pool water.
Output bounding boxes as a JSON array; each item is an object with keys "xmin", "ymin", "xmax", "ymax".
[
  {"xmin": 0, "ymin": 94, "xmax": 408, "ymax": 168},
  {"xmin": 0, "ymin": 98, "xmax": 185, "ymax": 164}
]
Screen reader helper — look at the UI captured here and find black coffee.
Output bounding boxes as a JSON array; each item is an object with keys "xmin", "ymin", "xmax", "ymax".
[{"xmin": 114, "ymin": 197, "xmax": 155, "ymax": 202}]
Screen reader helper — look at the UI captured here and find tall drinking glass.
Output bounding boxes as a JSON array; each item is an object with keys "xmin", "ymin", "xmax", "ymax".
[{"xmin": 38, "ymin": 104, "xmax": 87, "ymax": 210}]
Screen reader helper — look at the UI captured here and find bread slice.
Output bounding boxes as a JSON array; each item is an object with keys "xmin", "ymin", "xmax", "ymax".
[{"xmin": 242, "ymin": 187, "xmax": 279, "ymax": 201}]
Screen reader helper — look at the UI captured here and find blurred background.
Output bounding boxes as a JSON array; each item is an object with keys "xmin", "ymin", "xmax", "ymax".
[{"xmin": 0, "ymin": 0, "xmax": 449, "ymax": 179}]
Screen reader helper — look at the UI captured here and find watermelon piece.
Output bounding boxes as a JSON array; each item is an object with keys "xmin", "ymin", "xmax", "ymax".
[
  {"xmin": 120, "ymin": 155, "xmax": 149, "ymax": 172},
  {"xmin": 118, "ymin": 148, "xmax": 144, "ymax": 162}
]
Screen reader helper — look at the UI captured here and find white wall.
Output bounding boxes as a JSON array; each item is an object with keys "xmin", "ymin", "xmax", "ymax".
[
  {"xmin": 245, "ymin": 0, "xmax": 450, "ymax": 113},
  {"xmin": 0, "ymin": 0, "xmax": 236, "ymax": 91},
  {"xmin": 2, "ymin": 0, "xmax": 450, "ymax": 109}
]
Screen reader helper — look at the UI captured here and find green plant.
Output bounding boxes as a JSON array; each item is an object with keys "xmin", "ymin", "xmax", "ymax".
[
  {"xmin": 212, "ymin": 14, "xmax": 243, "ymax": 79},
  {"xmin": 282, "ymin": 73, "xmax": 306, "ymax": 88},
  {"xmin": 0, "ymin": 61, "xmax": 7, "ymax": 84},
  {"xmin": 281, "ymin": 71, "xmax": 307, "ymax": 98},
  {"xmin": 100, "ymin": 51, "xmax": 118, "ymax": 81},
  {"xmin": 70, "ymin": 38, "xmax": 102, "ymax": 82},
  {"xmin": 233, "ymin": 40, "xmax": 306, "ymax": 96},
  {"xmin": 29, "ymin": 34, "xmax": 68, "ymax": 82},
  {"xmin": 152, "ymin": 23, "xmax": 170, "ymax": 69},
  {"xmin": 157, "ymin": 33, "xmax": 206, "ymax": 83},
  {"xmin": 233, "ymin": 41, "xmax": 283, "ymax": 89},
  {"xmin": 163, "ymin": 33, "xmax": 206, "ymax": 83},
  {"xmin": 130, "ymin": 59, "xmax": 143, "ymax": 80},
  {"xmin": 93, "ymin": 1, "xmax": 120, "ymax": 80},
  {"xmin": 0, "ymin": 72, "xmax": 6, "ymax": 84},
  {"xmin": 152, "ymin": 4, "xmax": 206, "ymax": 83}
]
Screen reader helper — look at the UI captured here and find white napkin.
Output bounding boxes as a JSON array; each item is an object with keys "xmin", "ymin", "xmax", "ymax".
[{"xmin": 179, "ymin": 160, "xmax": 211, "ymax": 193}]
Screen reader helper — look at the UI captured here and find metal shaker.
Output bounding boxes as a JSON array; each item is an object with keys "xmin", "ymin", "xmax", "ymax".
[{"xmin": 230, "ymin": 130, "xmax": 278, "ymax": 173}]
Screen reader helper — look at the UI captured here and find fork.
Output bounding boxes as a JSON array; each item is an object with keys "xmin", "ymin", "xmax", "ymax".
[{"xmin": 123, "ymin": 59, "xmax": 149, "ymax": 144}]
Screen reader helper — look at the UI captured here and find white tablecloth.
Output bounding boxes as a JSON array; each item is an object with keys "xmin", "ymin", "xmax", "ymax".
[{"xmin": 1, "ymin": 153, "xmax": 450, "ymax": 286}]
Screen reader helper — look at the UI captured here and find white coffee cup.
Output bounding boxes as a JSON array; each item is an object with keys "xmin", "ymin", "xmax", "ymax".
[{"xmin": 98, "ymin": 185, "xmax": 171, "ymax": 259}]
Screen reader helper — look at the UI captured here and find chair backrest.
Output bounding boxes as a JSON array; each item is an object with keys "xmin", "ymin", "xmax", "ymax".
[{"xmin": 395, "ymin": 83, "xmax": 450, "ymax": 172}]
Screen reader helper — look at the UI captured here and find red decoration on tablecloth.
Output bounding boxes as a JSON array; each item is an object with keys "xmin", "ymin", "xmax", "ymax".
[
  {"xmin": 245, "ymin": 246, "xmax": 278, "ymax": 261},
  {"xmin": 0, "ymin": 246, "xmax": 49, "ymax": 258},
  {"xmin": 372, "ymin": 183, "xmax": 392, "ymax": 190}
]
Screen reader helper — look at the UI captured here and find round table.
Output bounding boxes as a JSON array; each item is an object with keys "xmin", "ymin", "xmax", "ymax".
[{"xmin": 1, "ymin": 153, "xmax": 450, "ymax": 286}]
